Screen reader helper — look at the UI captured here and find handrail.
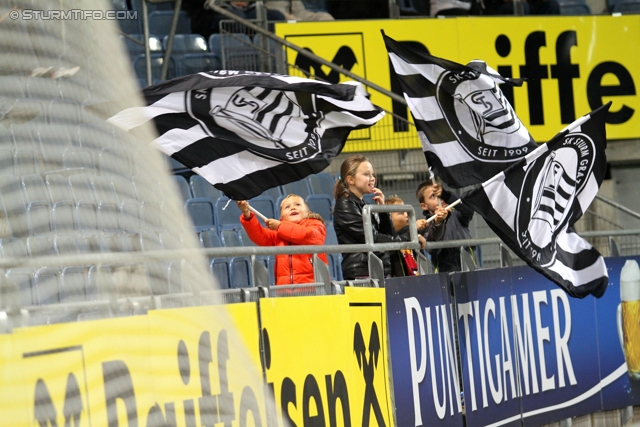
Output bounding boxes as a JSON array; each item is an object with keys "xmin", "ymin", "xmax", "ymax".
[{"xmin": 595, "ymin": 194, "xmax": 640, "ymax": 221}]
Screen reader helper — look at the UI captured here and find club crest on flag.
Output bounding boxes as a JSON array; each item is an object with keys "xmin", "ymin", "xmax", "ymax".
[{"xmin": 516, "ymin": 134, "xmax": 598, "ymax": 267}]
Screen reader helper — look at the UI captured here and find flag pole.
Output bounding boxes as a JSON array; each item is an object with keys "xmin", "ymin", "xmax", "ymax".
[
  {"xmin": 248, "ymin": 205, "xmax": 269, "ymax": 222},
  {"xmin": 425, "ymin": 199, "xmax": 462, "ymax": 223}
]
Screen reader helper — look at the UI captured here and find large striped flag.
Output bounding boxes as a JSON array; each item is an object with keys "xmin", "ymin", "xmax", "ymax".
[
  {"xmin": 108, "ymin": 71, "xmax": 384, "ymax": 199},
  {"xmin": 382, "ymin": 32, "xmax": 537, "ymax": 188},
  {"xmin": 462, "ymin": 103, "xmax": 611, "ymax": 298}
]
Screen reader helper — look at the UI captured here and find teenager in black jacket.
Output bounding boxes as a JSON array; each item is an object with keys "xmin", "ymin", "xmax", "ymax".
[{"xmin": 333, "ymin": 155, "xmax": 399, "ymax": 280}]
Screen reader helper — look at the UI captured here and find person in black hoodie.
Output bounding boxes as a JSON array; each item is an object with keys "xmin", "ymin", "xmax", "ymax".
[
  {"xmin": 385, "ymin": 195, "xmax": 446, "ymax": 277},
  {"xmin": 416, "ymin": 179, "xmax": 475, "ymax": 273},
  {"xmin": 333, "ymin": 155, "xmax": 399, "ymax": 280}
]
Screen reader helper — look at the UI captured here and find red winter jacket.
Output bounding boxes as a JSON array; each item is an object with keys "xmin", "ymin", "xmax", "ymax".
[{"xmin": 239, "ymin": 213, "xmax": 329, "ymax": 285}]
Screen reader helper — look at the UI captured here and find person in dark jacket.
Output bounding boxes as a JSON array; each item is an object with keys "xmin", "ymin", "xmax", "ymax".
[
  {"xmin": 333, "ymin": 155, "xmax": 399, "ymax": 280},
  {"xmin": 385, "ymin": 195, "xmax": 446, "ymax": 277},
  {"xmin": 416, "ymin": 179, "xmax": 475, "ymax": 273}
]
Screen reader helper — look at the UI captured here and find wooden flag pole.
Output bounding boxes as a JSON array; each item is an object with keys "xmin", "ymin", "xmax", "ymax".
[{"xmin": 425, "ymin": 199, "xmax": 462, "ymax": 223}]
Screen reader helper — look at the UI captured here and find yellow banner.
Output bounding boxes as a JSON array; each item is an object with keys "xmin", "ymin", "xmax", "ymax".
[
  {"xmin": 276, "ymin": 16, "xmax": 640, "ymax": 148},
  {"xmin": 260, "ymin": 289, "xmax": 394, "ymax": 427},
  {"xmin": 1, "ymin": 303, "xmax": 266, "ymax": 426}
]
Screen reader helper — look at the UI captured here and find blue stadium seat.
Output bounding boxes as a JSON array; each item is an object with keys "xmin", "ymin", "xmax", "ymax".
[
  {"xmin": 133, "ymin": 53, "xmax": 177, "ymax": 82},
  {"xmin": 0, "ymin": 176, "xmax": 29, "ymax": 238},
  {"xmin": 190, "ymin": 175, "xmax": 222, "ymax": 202},
  {"xmin": 306, "ymin": 194, "xmax": 333, "ymax": 224},
  {"xmin": 200, "ymin": 229, "xmax": 222, "ymax": 248},
  {"xmin": 363, "ymin": 193, "xmax": 375, "ymax": 204},
  {"xmin": 248, "ymin": 195, "xmax": 275, "ymax": 221},
  {"xmin": 166, "ymin": 155, "xmax": 189, "ymax": 173},
  {"xmin": 60, "ymin": 266, "xmax": 87, "ymax": 303},
  {"xmin": 148, "ymin": 11, "xmax": 192, "ymax": 36},
  {"xmin": 172, "ymin": 175, "xmax": 192, "ymax": 202},
  {"xmin": 325, "ymin": 224, "xmax": 338, "ymax": 246},
  {"xmin": 119, "ymin": 199, "xmax": 141, "ymax": 234},
  {"xmin": 26, "ymin": 200, "xmax": 52, "ymax": 236},
  {"xmin": 0, "ymin": 238, "xmax": 27, "ymax": 258},
  {"xmin": 75, "ymin": 201, "xmax": 99, "ymax": 232},
  {"xmin": 48, "ymin": 99, "xmax": 83, "ymax": 126},
  {"xmin": 131, "ymin": 0, "xmax": 176, "ymax": 13},
  {"xmin": 308, "ymin": 171, "xmax": 336, "ymax": 197},
  {"xmin": 185, "ymin": 197, "xmax": 215, "ymax": 232},
  {"xmin": 177, "ymin": 53, "xmax": 222, "ymax": 76},
  {"xmin": 6, "ymin": 268, "xmax": 35, "ymax": 306},
  {"xmin": 26, "ymin": 235, "xmax": 54, "ymax": 257},
  {"xmin": 33, "ymin": 267, "xmax": 61, "ymax": 305},
  {"xmin": 229, "ymin": 257, "xmax": 252, "ymax": 288},
  {"xmin": 282, "ymin": 179, "xmax": 312, "ymax": 199},
  {"xmin": 63, "ymin": 147, "xmax": 95, "ymax": 172},
  {"xmin": 163, "ymin": 34, "xmax": 207, "ymax": 54},
  {"xmin": 121, "ymin": 34, "xmax": 163, "ymax": 60},
  {"xmin": 22, "ymin": 174, "xmax": 50, "ymax": 206},
  {"xmin": 215, "ymin": 197, "xmax": 242, "ymax": 232},
  {"xmin": 220, "ymin": 229, "xmax": 242, "ymax": 247},
  {"xmin": 99, "ymin": 147, "xmax": 134, "ymax": 177},
  {"xmin": 210, "ymin": 258, "xmax": 230, "ymax": 288},
  {"xmin": 260, "ymin": 186, "xmax": 282, "ymax": 202},
  {"xmin": 113, "ymin": 0, "xmax": 141, "ymax": 34}
]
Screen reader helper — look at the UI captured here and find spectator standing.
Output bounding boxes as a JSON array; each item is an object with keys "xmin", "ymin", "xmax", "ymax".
[
  {"xmin": 333, "ymin": 155, "xmax": 400, "ymax": 280},
  {"xmin": 237, "ymin": 195, "xmax": 328, "ymax": 285}
]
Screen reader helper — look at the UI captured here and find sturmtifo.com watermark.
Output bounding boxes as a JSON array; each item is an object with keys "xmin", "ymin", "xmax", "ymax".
[{"xmin": 9, "ymin": 9, "xmax": 138, "ymax": 20}]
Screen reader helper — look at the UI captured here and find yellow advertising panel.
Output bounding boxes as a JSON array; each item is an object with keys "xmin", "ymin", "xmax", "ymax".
[
  {"xmin": 276, "ymin": 15, "xmax": 640, "ymax": 149},
  {"xmin": 1, "ymin": 303, "xmax": 266, "ymax": 426},
  {"xmin": 260, "ymin": 292, "xmax": 394, "ymax": 426}
]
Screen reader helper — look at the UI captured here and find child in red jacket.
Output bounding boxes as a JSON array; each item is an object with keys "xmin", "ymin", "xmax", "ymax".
[{"xmin": 237, "ymin": 194, "xmax": 329, "ymax": 285}]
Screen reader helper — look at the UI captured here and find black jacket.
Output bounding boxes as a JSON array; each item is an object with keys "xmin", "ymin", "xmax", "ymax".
[
  {"xmin": 391, "ymin": 221, "xmax": 445, "ymax": 277},
  {"xmin": 427, "ymin": 188, "xmax": 475, "ymax": 273},
  {"xmin": 334, "ymin": 191, "xmax": 399, "ymax": 279}
]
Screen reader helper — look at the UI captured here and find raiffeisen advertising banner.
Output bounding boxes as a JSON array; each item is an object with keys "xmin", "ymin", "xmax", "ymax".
[{"xmin": 386, "ymin": 274, "xmax": 464, "ymax": 427}]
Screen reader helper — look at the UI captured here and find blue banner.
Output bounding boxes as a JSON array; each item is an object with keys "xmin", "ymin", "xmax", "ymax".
[{"xmin": 386, "ymin": 274, "xmax": 464, "ymax": 427}]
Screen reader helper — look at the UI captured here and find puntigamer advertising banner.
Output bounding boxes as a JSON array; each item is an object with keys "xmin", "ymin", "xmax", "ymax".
[
  {"xmin": 386, "ymin": 256, "xmax": 640, "ymax": 427},
  {"xmin": 276, "ymin": 16, "xmax": 640, "ymax": 150}
]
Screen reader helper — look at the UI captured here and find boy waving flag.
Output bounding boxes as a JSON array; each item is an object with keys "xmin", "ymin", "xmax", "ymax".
[
  {"xmin": 382, "ymin": 32, "xmax": 537, "ymax": 188},
  {"xmin": 462, "ymin": 103, "xmax": 612, "ymax": 298}
]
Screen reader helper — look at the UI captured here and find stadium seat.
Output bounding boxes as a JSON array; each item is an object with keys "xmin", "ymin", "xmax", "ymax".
[
  {"xmin": 325, "ymin": 224, "xmax": 338, "ymax": 246},
  {"xmin": 110, "ymin": 176, "xmax": 138, "ymax": 204},
  {"xmin": 60, "ymin": 266, "xmax": 87, "ymax": 303},
  {"xmin": 215, "ymin": 197, "xmax": 242, "ymax": 232},
  {"xmin": 210, "ymin": 258, "xmax": 230, "ymax": 288},
  {"xmin": 0, "ymin": 76, "xmax": 26, "ymax": 99},
  {"xmin": 76, "ymin": 124, "xmax": 116, "ymax": 149},
  {"xmin": 306, "ymin": 194, "xmax": 333, "ymax": 224},
  {"xmin": 0, "ymin": 238, "xmax": 27, "ymax": 258},
  {"xmin": 167, "ymin": 260, "xmax": 184, "ymax": 294},
  {"xmin": 22, "ymin": 174, "xmax": 50, "ymax": 206},
  {"xmin": 185, "ymin": 197, "xmax": 215, "ymax": 232},
  {"xmin": 14, "ymin": 149, "xmax": 39, "ymax": 176},
  {"xmin": 99, "ymin": 147, "xmax": 134, "ymax": 177},
  {"xmin": 248, "ymin": 195, "xmax": 275, "ymax": 221},
  {"xmin": 220, "ymin": 229, "xmax": 242, "ymax": 247},
  {"xmin": 177, "ymin": 53, "xmax": 222, "ymax": 76},
  {"xmin": 189, "ymin": 175, "xmax": 222, "ymax": 203},
  {"xmin": 68, "ymin": 173, "xmax": 95, "ymax": 204},
  {"xmin": 0, "ymin": 176, "xmax": 29, "ymax": 238},
  {"xmin": 172, "ymin": 175, "xmax": 192, "ymax": 202},
  {"xmin": 282, "ymin": 179, "xmax": 312, "ymax": 199},
  {"xmin": 131, "ymin": 0, "xmax": 176, "ymax": 13},
  {"xmin": 133, "ymin": 53, "xmax": 177, "ymax": 82},
  {"xmin": 75, "ymin": 201, "xmax": 99, "ymax": 232},
  {"xmin": 48, "ymin": 99, "xmax": 83, "ymax": 127},
  {"xmin": 26, "ymin": 235, "xmax": 54, "ymax": 257},
  {"xmin": 121, "ymin": 34, "xmax": 163, "ymax": 60},
  {"xmin": 6, "ymin": 268, "xmax": 35, "ymax": 306},
  {"xmin": 163, "ymin": 34, "xmax": 207, "ymax": 54},
  {"xmin": 57, "ymin": 80, "xmax": 92, "ymax": 104},
  {"xmin": 26, "ymin": 200, "xmax": 52, "ymax": 236},
  {"xmin": 308, "ymin": 171, "xmax": 336, "ymax": 196},
  {"xmin": 363, "ymin": 193, "xmax": 375, "ymax": 204},
  {"xmin": 113, "ymin": 0, "xmax": 141, "ymax": 34},
  {"xmin": 200, "ymin": 229, "xmax": 222, "ymax": 248},
  {"xmin": 229, "ymin": 257, "xmax": 252, "ymax": 288},
  {"xmin": 97, "ymin": 201, "xmax": 121, "ymax": 233},
  {"xmin": 53, "ymin": 234, "xmax": 80, "ymax": 256},
  {"xmin": 0, "ymin": 149, "xmax": 12, "ymax": 176},
  {"xmin": 33, "ymin": 267, "xmax": 61, "ymax": 305},
  {"xmin": 165, "ymin": 155, "xmax": 188, "ymax": 174},
  {"xmin": 260, "ymin": 186, "xmax": 282, "ymax": 202},
  {"xmin": 148, "ymin": 11, "xmax": 192, "ymax": 36},
  {"xmin": 91, "ymin": 175, "xmax": 119, "ymax": 205},
  {"xmin": 13, "ymin": 98, "xmax": 47, "ymax": 124}
]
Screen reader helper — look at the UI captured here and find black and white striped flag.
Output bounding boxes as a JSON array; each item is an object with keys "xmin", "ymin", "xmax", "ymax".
[
  {"xmin": 382, "ymin": 33, "xmax": 537, "ymax": 188},
  {"xmin": 462, "ymin": 103, "xmax": 611, "ymax": 298},
  {"xmin": 108, "ymin": 71, "xmax": 384, "ymax": 199}
]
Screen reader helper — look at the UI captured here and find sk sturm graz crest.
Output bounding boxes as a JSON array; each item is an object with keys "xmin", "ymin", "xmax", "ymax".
[
  {"xmin": 437, "ymin": 66, "xmax": 532, "ymax": 163},
  {"xmin": 383, "ymin": 32, "xmax": 537, "ymax": 188},
  {"xmin": 516, "ymin": 136, "xmax": 596, "ymax": 267},
  {"xmin": 190, "ymin": 86, "xmax": 324, "ymax": 163},
  {"xmin": 461, "ymin": 103, "xmax": 610, "ymax": 298}
]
